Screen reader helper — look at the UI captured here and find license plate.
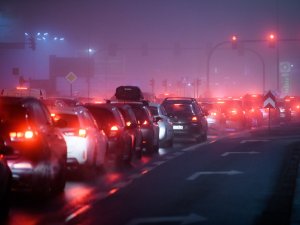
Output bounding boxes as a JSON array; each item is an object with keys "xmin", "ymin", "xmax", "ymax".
[{"xmin": 173, "ymin": 125, "xmax": 183, "ymax": 130}]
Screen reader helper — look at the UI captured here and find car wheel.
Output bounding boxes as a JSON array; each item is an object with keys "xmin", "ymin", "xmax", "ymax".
[{"xmin": 52, "ymin": 159, "xmax": 66, "ymax": 194}]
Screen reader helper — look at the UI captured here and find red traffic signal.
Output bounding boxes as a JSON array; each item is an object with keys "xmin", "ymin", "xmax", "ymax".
[
  {"xmin": 267, "ymin": 33, "xmax": 276, "ymax": 48},
  {"xmin": 231, "ymin": 35, "xmax": 238, "ymax": 49}
]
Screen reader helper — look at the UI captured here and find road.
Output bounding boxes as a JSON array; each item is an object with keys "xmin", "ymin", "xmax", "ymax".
[{"xmin": 4, "ymin": 122, "xmax": 300, "ymax": 225}]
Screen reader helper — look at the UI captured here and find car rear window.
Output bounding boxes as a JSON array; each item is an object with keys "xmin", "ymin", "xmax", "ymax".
[
  {"xmin": 163, "ymin": 103, "xmax": 195, "ymax": 116},
  {"xmin": 55, "ymin": 113, "xmax": 79, "ymax": 128}
]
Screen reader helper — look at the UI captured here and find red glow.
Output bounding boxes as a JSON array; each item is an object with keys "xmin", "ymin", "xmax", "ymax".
[
  {"xmin": 109, "ymin": 188, "xmax": 119, "ymax": 195},
  {"xmin": 110, "ymin": 125, "xmax": 118, "ymax": 131},
  {"xmin": 191, "ymin": 116, "xmax": 198, "ymax": 121},
  {"xmin": 231, "ymin": 35, "xmax": 237, "ymax": 41},
  {"xmin": 78, "ymin": 129, "xmax": 87, "ymax": 137},
  {"xmin": 10, "ymin": 130, "xmax": 34, "ymax": 141}
]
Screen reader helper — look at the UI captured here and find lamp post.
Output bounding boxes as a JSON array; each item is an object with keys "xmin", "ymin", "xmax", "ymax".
[
  {"xmin": 242, "ymin": 48, "xmax": 266, "ymax": 94},
  {"xmin": 206, "ymin": 41, "xmax": 229, "ymax": 97}
]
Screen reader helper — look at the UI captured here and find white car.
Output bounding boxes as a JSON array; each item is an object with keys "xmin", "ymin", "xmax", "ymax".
[
  {"xmin": 50, "ymin": 106, "xmax": 108, "ymax": 171},
  {"xmin": 149, "ymin": 103, "xmax": 174, "ymax": 147}
]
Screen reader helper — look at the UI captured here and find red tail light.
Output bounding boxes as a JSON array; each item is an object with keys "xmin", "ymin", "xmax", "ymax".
[
  {"xmin": 78, "ymin": 129, "xmax": 87, "ymax": 138},
  {"xmin": 230, "ymin": 109, "xmax": 238, "ymax": 115},
  {"xmin": 109, "ymin": 125, "xmax": 119, "ymax": 137},
  {"xmin": 191, "ymin": 116, "xmax": 198, "ymax": 122},
  {"xmin": 142, "ymin": 120, "xmax": 148, "ymax": 125},
  {"xmin": 9, "ymin": 130, "xmax": 35, "ymax": 141},
  {"xmin": 126, "ymin": 121, "xmax": 131, "ymax": 127}
]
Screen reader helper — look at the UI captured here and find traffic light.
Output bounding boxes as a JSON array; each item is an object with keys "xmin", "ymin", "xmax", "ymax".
[
  {"xmin": 29, "ymin": 36, "xmax": 36, "ymax": 50},
  {"xmin": 231, "ymin": 35, "xmax": 238, "ymax": 49},
  {"xmin": 268, "ymin": 33, "xmax": 276, "ymax": 48}
]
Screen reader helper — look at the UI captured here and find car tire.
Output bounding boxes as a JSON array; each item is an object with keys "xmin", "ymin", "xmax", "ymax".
[{"xmin": 52, "ymin": 159, "xmax": 67, "ymax": 194}]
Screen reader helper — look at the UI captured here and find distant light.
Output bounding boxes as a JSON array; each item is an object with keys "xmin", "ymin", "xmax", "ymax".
[
  {"xmin": 54, "ymin": 37, "xmax": 58, "ymax": 40},
  {"xmin": 42, "ymin": 37, "xmax": 46, "ymax": 40},
  {"xmin": 59, "ymin": 37, "xmax": 64, "ymax": 41},
  {"xmin": 37, "ymin": 32, "xmax": 41, "ymax": 36},
  {"xmin": 44, "ymin": 33, "xmax": 48, "ymax": 36},
  {"xmin": 24, "ymin": 33, "xmax": 29, "ymax": 36}
]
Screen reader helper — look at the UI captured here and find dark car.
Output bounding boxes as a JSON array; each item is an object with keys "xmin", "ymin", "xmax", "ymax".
[
  {"xmin": 85, "ymin": 103, "xmax": 133, "ymax": 164},
  {"xmin": 126, "ymin": 102, "xmax": 160, "ymax": 154},
  {"xmin": 108, "ymin": 103, "xmax": 143, "ymax": 159},
  {"xmin": 162, "ymin": 97, "xmax": 208, "ymax": 142},
  {"xmin": 0, "ymin": 96, "xmax": 67, "ymax": 196},
  {"xmin": 0, "ymin": 154, "xmax": 11, "ymax": 220}
]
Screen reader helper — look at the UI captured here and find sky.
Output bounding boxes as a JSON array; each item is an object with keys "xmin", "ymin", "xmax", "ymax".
[{"xmin": 1, "ymin": 0, "xmax": 300, "ymax": 98}]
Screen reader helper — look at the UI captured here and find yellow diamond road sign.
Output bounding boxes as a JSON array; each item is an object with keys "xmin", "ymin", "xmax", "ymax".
[{"xmin": 66, "ymin": 72, "xmax": 77, "ymax": 83}]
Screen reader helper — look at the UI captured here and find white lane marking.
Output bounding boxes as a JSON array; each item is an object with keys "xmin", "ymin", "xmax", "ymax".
[
  {"xmin": 221, "ymin": 151, "xmax": 260, "ymax": 157},
  {"xmin": 187, "ymin": 170, "xmax": 244, "ymax": 181},
  {"xmin": 240, "ymin": 139, "xmax": 270, "ymax": 144},
  {"xmin": 152, "ymin": 161, "xmax": 166, "ymax": 166},
  {"xmin": 126, "ymin": 213, "xmax": 207, "ymax": 225},
  {"xmin": 65, "ymin": 204, "xmax": 91, "ymax": 223},
  {"xmin": 181, "ymin": 141, "xmax": 209, "ymax": 152}
]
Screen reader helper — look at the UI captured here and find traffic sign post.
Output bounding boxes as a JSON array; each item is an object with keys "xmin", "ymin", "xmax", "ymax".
[
  {"xmin": 263, "ymin": 91, "xmax": 276, "ymax": 131},
  {"xmin": 65, "ymin": 72, "xmax": 77, "ymax": 97}
]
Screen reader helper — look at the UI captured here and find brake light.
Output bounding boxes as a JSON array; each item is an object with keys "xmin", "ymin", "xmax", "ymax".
[
  {"xmin": 109, "ymin": 125, "xmax": 119, "ymax": 137},
  {"xmin": 9, "ymin": 130, "xmax": 35, "ymax": 141},
  {"xmin": 191, "ymin": 116, "xmax": 198, "ymax": 122},
  {"xmin": 126, "ymin": 121, "xmax": 131, "ymax": 127},
  {"xmin": 230, "ymin": 109, "xmax": 238, "ymax": 115},
  {"xmin": 142, "ymin": 120, "xmax": 149, "ymax": 126},
  {"xmin": 78, "ymin": 129, "xmax": 87, "ymax": 138}
]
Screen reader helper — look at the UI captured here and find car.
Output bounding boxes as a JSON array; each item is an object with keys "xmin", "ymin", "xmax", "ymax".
[
  {"xmin": 108, "ymin": 103, "xmax": 143, "ymax": 159},
  {"xmin": 126, "ymin": 102, "xmax": 160, "ymax": 154},
  {"xmin": 277, "ymin": 100, "xmax": 292, "ymax": 122},
  {"xmin": 0, "ymin": 153, "xmax": 11, "ymax": 220},
  {"xmin": 113, "ymin": 86, "xmax": 160, "ymax": 154},
  {"xmin": 218, "ymin": 99, "xmax": 248, "ymax": 130},
  {"xmin": 0, "ymin": 96, "xmax": 67, "ymax": 197},
  {"xmin": 200, "ymin": 101, "xmax": 226, "ymax": 130},
  {"xmin": 49, "ymin": 106, "xmax": 108, "ymax": 171},
  {"xmin": 85, "ymin": 103, "xmax": 134, "ymax": 164},
  {"xmin": 148, "ymin": 102, "xmax": 174, "ymax": 147},
  {"xmin": 161, "ymin": 97, "xmax": 208, "ymax": 142}
]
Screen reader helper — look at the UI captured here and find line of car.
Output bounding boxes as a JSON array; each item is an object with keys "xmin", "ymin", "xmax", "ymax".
[{"xmin": 0, "ymin": 86, "xmax": 210, "ymax": 221}]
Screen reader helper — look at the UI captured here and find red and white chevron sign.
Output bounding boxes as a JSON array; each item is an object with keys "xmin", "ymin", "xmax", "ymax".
[{"xmin": 263, "ymin": 91, "xmax": 276, "ymax": 108}]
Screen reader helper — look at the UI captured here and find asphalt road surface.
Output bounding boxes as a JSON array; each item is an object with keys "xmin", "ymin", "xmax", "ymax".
[{"xmin": 4, "ymin": 122, "xmax": 300, "ymax": 225}]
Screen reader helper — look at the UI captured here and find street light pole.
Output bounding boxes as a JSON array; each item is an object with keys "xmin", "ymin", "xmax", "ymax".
[
  {"xmin": 242, "ymin": 48, "xmax": 266, "ymax": 94},
  {"xmin": 206, "ymin": 41, "xmax": 229, "ymax": 97}
]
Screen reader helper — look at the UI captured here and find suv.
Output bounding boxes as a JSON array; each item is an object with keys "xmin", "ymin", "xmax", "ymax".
[
  {"xmin": 0, "ymin": 96, "xmax": 67, "ymax": 196},
  {"xmin": 161, "ymin": 97, "xmax": 208, "ymax": 142}
]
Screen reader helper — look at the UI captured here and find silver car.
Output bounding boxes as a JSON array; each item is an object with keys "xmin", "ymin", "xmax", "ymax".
[{"xmin": 149, "ymin": 103, "xmax": 174, "ymax": 147}]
